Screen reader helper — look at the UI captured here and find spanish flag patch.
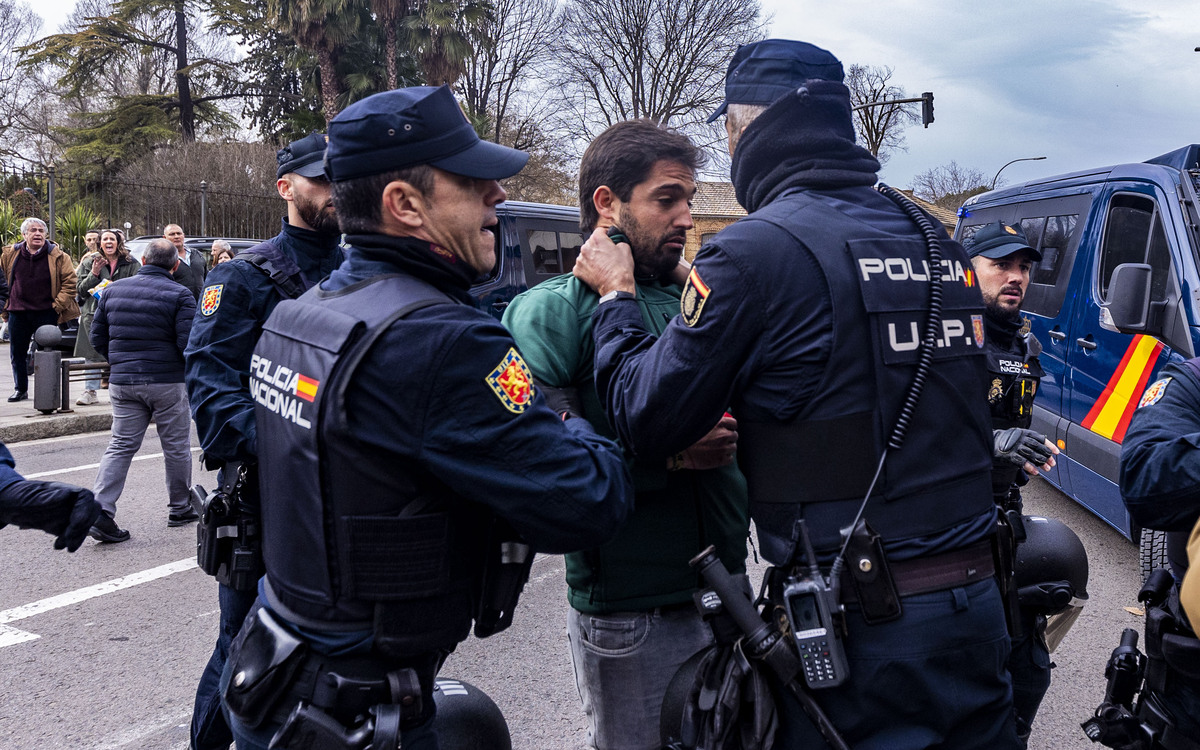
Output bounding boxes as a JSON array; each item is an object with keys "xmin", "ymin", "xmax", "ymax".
[
  {"xmin": 680, "ymin": 267, "xmax": 710, "ymax": 327},
  {"xmin": 486, "ymin": 348, "xmax": 535, "ymax": 414},
  {"xmin": 294, "ymin": 373, "xmax": 319, "ymax": 403}
]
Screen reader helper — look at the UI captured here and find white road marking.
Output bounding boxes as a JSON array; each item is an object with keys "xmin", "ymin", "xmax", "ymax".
[
  {"xmin": 24, "ymin": 447, "xmax": 201, "ymax": 478},
  {"xmin": 0, "ymin": 557, "xmax": 197, "ymax": 648},
  {"xmin": 90, "ymin": 709, "xmax": 191, "ymax": 750}
]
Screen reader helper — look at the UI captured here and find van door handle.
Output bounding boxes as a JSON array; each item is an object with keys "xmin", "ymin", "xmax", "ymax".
[
  {"xmin": 492, "ymin": 300, "xmax": 510, "ymax": 312},
  {"xmin": 1047, "ymin": 329, "xmax": 1066, "ymax": 341},
  {"xmin": 1076, "ymin": 336, "xmax": 1098, "ymax": 350}
]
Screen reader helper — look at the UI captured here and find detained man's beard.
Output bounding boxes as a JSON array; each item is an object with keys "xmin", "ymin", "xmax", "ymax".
[
  {"xmin": 618, "ymin": 208, "xmax": 684, "ymax": 281},
  {"xmin": 297, "ymin": 198, "xmax": 340, "ymax": 235}
]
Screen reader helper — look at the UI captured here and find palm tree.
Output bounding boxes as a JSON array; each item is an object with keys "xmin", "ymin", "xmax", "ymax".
[
  {"xmin": 403, "ymin": 0, "xmax": 492, "ymax": 87},
  {"xmin": 371, "ymin": 0, "xmax": 413, "ymax": 90},
  {"xmin": 266, "ymin": 0, "xmax": 361, "ymax": 121}
]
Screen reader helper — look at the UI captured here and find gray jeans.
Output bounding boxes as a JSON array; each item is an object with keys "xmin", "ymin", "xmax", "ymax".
[
  {"xmin": 567, "ymin": 605, "xmax": 715, "ymax": 750},
  {"xmin": 93, "ymin": 382, "xmax": 192, "ymax": 517}
]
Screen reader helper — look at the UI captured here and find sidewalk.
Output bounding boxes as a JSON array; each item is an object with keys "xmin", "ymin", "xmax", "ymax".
[{"xmin": 0, "ymin": 342, "xmax": 113, "ymax": 444}]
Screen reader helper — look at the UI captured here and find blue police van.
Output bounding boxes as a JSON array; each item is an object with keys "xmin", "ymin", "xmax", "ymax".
[
  {"xmin": 474, "ymin": 201, "xmax": 583, "ymax": 317},
  {"xmin": 954, "ymin": 145, "xmax": 1200, "ymax": 576}
]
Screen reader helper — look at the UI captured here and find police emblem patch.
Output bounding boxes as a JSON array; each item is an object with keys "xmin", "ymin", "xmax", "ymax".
[
  {"xmin": 988, "ymin": 378, "xmax": 1003, "ymax": 404},
  {"xmin": 681, "ymin": 267, "xmax": 710, "ymax": 327},
  {"xmin": 972, "ymin": 314, "xmax": 985, "ymax": 347},
  {"xmin": 486, "ymin": 348, "xmax": 535, "ymax": 414},
  {"xmin": 200, "ymin": 284, "xmax": 223, "ymax": 316},
  {"xmin": 1138, "ymin": 377, "xmax": 1171, "ymax": 408}
]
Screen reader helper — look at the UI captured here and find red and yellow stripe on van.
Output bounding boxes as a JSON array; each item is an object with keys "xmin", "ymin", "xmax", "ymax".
[{"xmin": 1081, "ymin": 334, "xmax": 1163, "ymax": 443}]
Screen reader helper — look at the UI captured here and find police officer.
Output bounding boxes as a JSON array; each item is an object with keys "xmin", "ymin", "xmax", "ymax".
[
  {"xmin": 965, "ymin": 221, "xmax": 1074, "ymax": 745},
  {"xmin": 0, "ymin": 440, "xmax": 99, "ymax": 552},
  {"xmin": 184, "ymin": 132, "xmax": 343, "ymax": 750},
  {"xmin": 573, "ymin": 39, "xmax": 1021, "ymax": 748},
  {"xmin": 1118, "ymin": 358, "xmax": 1200, "ymax": 744},
  {"xmin": 218, "ymin": 85, "xmax": 633, "ymax": 750}
]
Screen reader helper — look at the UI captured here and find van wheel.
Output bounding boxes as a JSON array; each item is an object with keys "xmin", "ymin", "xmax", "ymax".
[{"xmin": 1140, "ymin": 528, "xmax": 1169, "ymax": 581}]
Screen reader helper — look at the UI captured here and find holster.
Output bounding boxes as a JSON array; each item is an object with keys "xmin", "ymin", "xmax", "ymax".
[
  {"xmin": 473, "ymin": 517, "xmax": 534, "ymax": 638},
  {"xmin": 993, "ymin": 512, "xmax": 1023, "ymax": 639},
  {"xmin": 193, "ymin": 461, "xmax": 264, "ymax": 591},
  {"xmin": 224, "ymin": 605, "xmax": 308, "ymax": 729}
]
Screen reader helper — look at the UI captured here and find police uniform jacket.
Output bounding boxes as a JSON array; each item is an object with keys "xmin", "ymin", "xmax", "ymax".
[
  {"xmin": 504, "ymin": 274, "xmax": 748, "ymax": 614},
  {"xmin": 590, "ymin": 81, "xmax": 997, "ymax": 565},
  {"xmin": 253, "ymin": 235, "xmax": 633, "ymax": 649},
  {"xmin": 1121, "ymin": 358, "xmax": 1200, "ymax": 579},
  {"xmin": 185, "ymin": 220, "xmax": 343, "ymax": 465}
]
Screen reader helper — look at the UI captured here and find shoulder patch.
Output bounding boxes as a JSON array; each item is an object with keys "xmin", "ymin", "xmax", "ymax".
[
  {"xmin": 486, "ymin": 347, "xmax": 535, "ymax": 414},
  {"xmin": 1138, "ymin": 377, "xmax": 1172, "ymax": 408},
  {"xmin": 680, "ymin": 267, "xmax": 710, "ymax": 327},
  {"xmin": 200, "ymin": 284, "xmax": 223, "ymax": 316}
]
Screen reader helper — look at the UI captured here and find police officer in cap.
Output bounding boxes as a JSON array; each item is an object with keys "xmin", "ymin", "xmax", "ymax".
[
  {"xmin": 1117, "ymin": 361, "xmax": 1200, "ymax": 745},
  {"xmin": 218, "ymin": 85, "xmax": 633, "ymax": 749},
  {"xmin": 574, "ymin": 39, "xmax": 1021, "ymax": 748},
  {"xmin": 965, "ymin": 221, "xmax": 1087, "ymax": 746},
  {"xmin": 185, "ymin": 132, "xmax": 343, "ymax": 750}
]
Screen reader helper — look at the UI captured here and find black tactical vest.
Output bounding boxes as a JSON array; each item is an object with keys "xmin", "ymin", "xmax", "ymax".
[
  {"xmin": 985, "ymin": 323, "xmax": 1045, "ymax": 502},
  {"xmin": 253, "ymin": 273, "xmax": 492, "ymax": 655},
  {"xmin": 736, "ymin": 193, "xmax": 996, "ymax": 563}
]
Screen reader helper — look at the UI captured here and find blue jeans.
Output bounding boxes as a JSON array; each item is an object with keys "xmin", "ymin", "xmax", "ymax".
[
  {"xmin": 772, "ymin": 580, "xmax": 1021, "ymax": 749},
  {"xmin": 191, "ymin": 582, "xmax": 258, "ymax": 750},
  {"xmin": 568, "ymin": 605, "xmax": 715, "ymax": 750}
]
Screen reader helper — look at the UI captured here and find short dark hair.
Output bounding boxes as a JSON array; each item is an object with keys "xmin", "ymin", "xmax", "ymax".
[
  {"xmin": 143, "ymin": 238, "xmax": 177, "ymax": 270},
  {"xmin": 331, "ymin": 165, "xmax": 435, "ymax": 235},
  {"xmin": 578, "ymin": 120, "xmax": 704, "ymax": 233}
]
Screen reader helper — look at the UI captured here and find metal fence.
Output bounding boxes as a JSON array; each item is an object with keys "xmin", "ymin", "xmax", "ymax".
[{"xmin": 1, "ymin": 165, "xmax": 279, "ymax": 247}]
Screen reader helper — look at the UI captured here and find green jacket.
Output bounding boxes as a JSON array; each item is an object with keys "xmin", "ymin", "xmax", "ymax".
[{"xmin": 503, "ymin": 274, "xmax": 748, "ymax": 614}]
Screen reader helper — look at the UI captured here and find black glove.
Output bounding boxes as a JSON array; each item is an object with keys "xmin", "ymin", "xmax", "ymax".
[
  {"xmin": 994, "ymin": 428, "xmax": 1054, "ymax": 469},
  {"xmin": 0, "ymin": 480, "xmax": 102, "ymax": 552},
  {"xmin": 536, "ymin": 381, "xmax": 584, "ymax": 421}
]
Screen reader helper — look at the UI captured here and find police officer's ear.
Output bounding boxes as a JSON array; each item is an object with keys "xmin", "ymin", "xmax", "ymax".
[
  {"xmin": 381, "ymin": 179, "xmax": 428, "ymax": 233},
  {"xmin": 592, "ymin": 185, "xmax": 620, "ymax": 226},
  {"xmin": 276, "ymin": 175, "xmax": 295, "ymax": 202}
]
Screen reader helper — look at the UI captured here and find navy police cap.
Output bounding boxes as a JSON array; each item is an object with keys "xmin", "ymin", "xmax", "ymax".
[
  {"xmin": 276, "ymin": 132, "xmax": 328, "ymax": 179},
  {"xmin": 326, "ymin": 85, "xmax": 529, "ymax": 182},
  {"xmin": 707, "ymin": 39, "xmax": 845, "ymax": 123},
  {"xmin": 964, "ymin": 220, "xmax": 1043, "ymax": 262}
]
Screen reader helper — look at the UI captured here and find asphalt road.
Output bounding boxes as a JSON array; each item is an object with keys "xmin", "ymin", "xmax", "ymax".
[{"xmin": 0, "ymin": 430, "xmax": 1144, "ymax": 750}]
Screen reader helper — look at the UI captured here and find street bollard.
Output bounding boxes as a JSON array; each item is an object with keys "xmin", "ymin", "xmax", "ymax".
[{"xmin": 32, "ymin": 349, "xmax": 63, "ymax": 414}]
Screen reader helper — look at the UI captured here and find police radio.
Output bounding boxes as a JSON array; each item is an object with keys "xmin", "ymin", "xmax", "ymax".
[{"xmin": 783, "ymin": 520, "xmax": 850, "ymax": 688}]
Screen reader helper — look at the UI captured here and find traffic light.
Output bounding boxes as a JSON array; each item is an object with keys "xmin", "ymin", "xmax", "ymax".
[{"xmin": 921, "ymin": 92, "xmax": 934, "ymax": 128}]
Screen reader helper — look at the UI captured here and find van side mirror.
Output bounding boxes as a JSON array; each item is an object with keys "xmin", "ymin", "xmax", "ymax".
[{"xmin": 1103, "ymin": 263, "xmax": 1152, "ymax": 331}]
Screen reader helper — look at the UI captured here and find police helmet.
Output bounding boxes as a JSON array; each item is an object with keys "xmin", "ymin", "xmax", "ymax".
[
  {"xmin": 1015, "ymin": 516, "xmax": 1089, "ymax": 651},
  {"xmin": 432, "ymin": 678, "xmax": 512, "ymax": 750}
]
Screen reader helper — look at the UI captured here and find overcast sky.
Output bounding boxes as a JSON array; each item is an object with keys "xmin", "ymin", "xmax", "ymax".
[{"xmin": 28, "ymin": 0, "xmax": 1200, "ymax": 190}]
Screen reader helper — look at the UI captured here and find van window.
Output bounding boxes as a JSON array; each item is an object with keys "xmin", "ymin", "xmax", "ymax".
[
  {"xmin": 526, "ymin": 228, "xmax": 587, "ymax": 277},
  {"xmin": 1031, "ymin": 214, "xmax": 1078, "ymax": 287},
  {"xmin": 957, "ymin": 195, "xmax": 1087, "ymax": 318},
  {"xmin": 1098, "ymin": 194, "xmax": 1170, "ymax": 302}
]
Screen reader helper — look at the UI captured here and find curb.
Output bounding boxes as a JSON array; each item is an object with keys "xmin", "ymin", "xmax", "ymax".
[{"xmin": 0, "ymin": 412, "xmax": 113, "ymax": 444}]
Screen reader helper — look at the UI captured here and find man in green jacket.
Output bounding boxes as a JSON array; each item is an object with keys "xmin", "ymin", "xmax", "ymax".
[{"xmin": 503, "ymin": 120, "xmax": 748, "ymax": 750}]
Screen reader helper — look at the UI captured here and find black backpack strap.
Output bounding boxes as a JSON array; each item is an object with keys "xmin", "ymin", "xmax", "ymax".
[{"xmin": 241, "ymin": 252, "xmax": 307, "ymax": 299}]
